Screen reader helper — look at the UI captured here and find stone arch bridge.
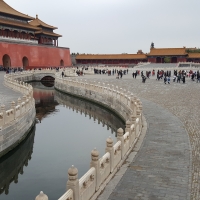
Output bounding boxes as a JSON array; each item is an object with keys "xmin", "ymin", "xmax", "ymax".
[{"xmin": 11, "ymin": 70, "xmax": 56, "ymax": 83}]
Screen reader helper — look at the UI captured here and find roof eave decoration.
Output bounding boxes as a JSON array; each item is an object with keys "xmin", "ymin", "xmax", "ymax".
[{"xmin": 29, "ymin": 15, "xmax": 58, "ymax": 30}]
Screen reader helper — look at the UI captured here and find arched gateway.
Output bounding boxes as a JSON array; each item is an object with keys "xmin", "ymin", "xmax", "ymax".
[
  {"xmin": 2, "ymin": 54, "xmax": 11, "ymax": 69},
  {"xmin": 60, "ymin": 60, "xmax": 64, "ymax": 66},
  {"xmin": 22, "ymin": 57, "xmax": 29, "ymax": 69}
]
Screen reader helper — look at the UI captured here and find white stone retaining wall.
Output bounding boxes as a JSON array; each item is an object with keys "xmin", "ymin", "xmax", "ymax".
[
  {"xmin": 53, "ymin": 75, "xmax": 143, "ymax": 200},
  {"xmin": 0, "ymin": 74, "xmax": 36, "ymax": 157}
]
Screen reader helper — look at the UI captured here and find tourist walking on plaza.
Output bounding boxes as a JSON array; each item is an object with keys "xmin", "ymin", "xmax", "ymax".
[
  {"xmin": 177, "ymin": 74, "xmax": 181, "ymax": 83},
  {"xmin": 173, "ymin": 75, "xmax": 176, "ymax": 82},
  {"xmin": 197, "ymin": 71, "xmax": 200, "ymax": 83},
  {"xmin": 182, "ymin": 75, "xmax": 186, "ymax": 84},
  {"xmin": 164, "ymin": 76, "xmax": 167, "ymax": 84},
  {"xmin": 167, "ymin": 76, "xmax": 170, "ymax": 84}
]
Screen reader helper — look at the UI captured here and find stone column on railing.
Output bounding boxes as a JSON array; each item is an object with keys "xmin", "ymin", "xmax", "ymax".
[
  {"xmin": 90, "ymin": 148, "xmax": 100, "ymax": 191},
  {"xmin": 133, "ymin": 97, "xmax": 138, "ymax": 117},
  {"xmin": 23, "ymin": 95, "xmax": 27, "ymax": 111},
  {"xmin": 117, "ymin": 128, "xmax": 124, "ymax": 159},
  {"xmin": 0, "ymin": 105, "xmax": 6, "ymax": 125},
  {"xmin": 35, "ymin": 191, "xmax": 48, "ymax": 200},
  {"xmin": 18, "ymin": 98, "xmax": 22, "ymax": 115},
  {"xmin": 105, "ymin": 136, "xmax": 114, "ymax": 172},
  {"xmin": 125, "ymin": 120, "xmax": 131, "ymax": 147},
  {"xmin": 67, "ymin": 165, "xmax": 79, "ymax": 200},
  {"xmin": 11, "ymin": 101, "xmax": 16, "ymax": 120},
  {"xmin": 130, "ymin": 114, "xmax": 136, "ymax": 140}
]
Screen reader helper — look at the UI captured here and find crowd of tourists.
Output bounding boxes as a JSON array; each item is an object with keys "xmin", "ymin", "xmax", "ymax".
[
  {"xmin": 0, "ymin": 67, "xmax": 24, "ymax": 73},
  {"xmin": 93, "ymin": 68, "xmax": 128, "ymax": 78},
  {"xmin": 132, "ymin": 69, "xmax": 200, "ymax": 84}
]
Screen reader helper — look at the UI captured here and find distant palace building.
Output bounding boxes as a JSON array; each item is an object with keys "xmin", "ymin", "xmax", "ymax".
[
  {"xmin": 0, "ymin": 0, "xmax": 71, "ymax": 69},
  {"xmin": 75, "ymin": 47, "xmax": 200, "ymax": 65}
]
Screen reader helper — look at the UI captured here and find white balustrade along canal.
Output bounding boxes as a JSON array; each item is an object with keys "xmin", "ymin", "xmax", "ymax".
[
  {"xmin": 33, "ymin": 74, "xmax": 143, "ymax": 200},
  {"xmin": 0, "ymin": 73, "xmax": 36, "ymax": 157}
]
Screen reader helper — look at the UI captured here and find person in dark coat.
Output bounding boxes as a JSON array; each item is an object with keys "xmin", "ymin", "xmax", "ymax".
[{"xmin": 182, "ymin": 75, "xmax": 185, "ymax": 84}]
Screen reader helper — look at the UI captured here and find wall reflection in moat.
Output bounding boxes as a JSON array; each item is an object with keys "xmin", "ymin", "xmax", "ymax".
[
  {"xmin": 32, "ymin": 81, "xmax": 125, "ymax": 131},
  {"xmin": 54, "ymin": 90, "xmax": 125, "ymax": 134}
]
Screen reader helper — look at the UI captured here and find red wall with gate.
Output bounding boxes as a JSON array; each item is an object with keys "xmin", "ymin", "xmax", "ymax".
[{"xmin": 0, "ymin": 41, "xmax": 71, "ymax": 68}]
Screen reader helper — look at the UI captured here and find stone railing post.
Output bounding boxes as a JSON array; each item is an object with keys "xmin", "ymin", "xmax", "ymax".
[
  {"xmin": 67, "ymin": 165, "xmax": 79, "ymax": 200},
  {"xmin": 23, "ymin": 95, "xmax": 27, "ymax": 110},
  {"xmin": 130, "ymin": 114, "xmax": 136, "ymax": 141},
  {"xmin": 117, "ymin": 128, "xmax": 124, "ymax": 159},
  {"xmin": 11, "ymin": 101, "xmax": 16, "ymax": 120},
  {"xmin": 35, "ymin": 191, "xmax": 48, "ymax": 200},
  {"xmin": 125, "ymin": 120, "xmax": 131, "ymax": 147},
  {"xmin": 90, "ymin": 148, "xmax": 100, "ymax": 191},
  {"xmin": 18, "ymin": 98, "xmax": 22, "ymax": 115},
  {"xmin": 1, "ymin": 105, "xmax": 6, "ymax": 125},
  {"xmin": 105, "ymin": 137, "xmax": 114, "ymax": 172}
]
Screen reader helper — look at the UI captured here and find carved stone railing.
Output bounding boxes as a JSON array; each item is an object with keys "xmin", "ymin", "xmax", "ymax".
[
  {"xmin": 0, "ymin": 73, "xmax": 36, "ymax": 157},
  {"xmin": 35, "ymin": 75, "xmax": 143, "ymax": 200},
  {"xmin": 177, "ymin": 62, "xmax": 200, "ymax": 68}
]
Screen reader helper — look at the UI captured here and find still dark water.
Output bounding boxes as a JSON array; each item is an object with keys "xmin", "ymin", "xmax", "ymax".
[{"xmin": 0, "ymin": 82, "xmax": 124, "ymax": 200}]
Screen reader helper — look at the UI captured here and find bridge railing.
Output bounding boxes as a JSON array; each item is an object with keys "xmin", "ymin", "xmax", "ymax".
[{"xmin": 35, "ymin": 75, "xmax": 143, "ymax": 200}]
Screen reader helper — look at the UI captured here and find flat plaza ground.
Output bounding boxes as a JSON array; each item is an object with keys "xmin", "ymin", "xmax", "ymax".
[
  {"xmin": 80, "ymin": 68, "xmax": 199, "ymax": 200},
  {"xmin": 1, "ymin": 67, "xmax": 200, "ymax": 200}
]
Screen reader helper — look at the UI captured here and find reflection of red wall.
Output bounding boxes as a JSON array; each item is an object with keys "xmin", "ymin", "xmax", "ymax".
[
  {"xmin": 0, "ymin": 41, "xmax": 71, "ymax": 68},
  {"xmin": 33, "ymin": 89, "xmax": 54, "ymax": 101}
]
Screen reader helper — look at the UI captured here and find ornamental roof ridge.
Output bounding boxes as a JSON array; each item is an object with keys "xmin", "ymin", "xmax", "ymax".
[
  {"xmin": 0, "ymin": 0, "xmax": 34, "ymax": 20},
  {"xmin": 29, "ymin": 14, "xmax": 57, "ymax": 30}
]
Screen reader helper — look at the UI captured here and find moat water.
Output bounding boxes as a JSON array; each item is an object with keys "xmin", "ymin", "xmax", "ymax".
[{"xmin": 0, "ymin": 82, "xmax": 125, "ymax": 200}]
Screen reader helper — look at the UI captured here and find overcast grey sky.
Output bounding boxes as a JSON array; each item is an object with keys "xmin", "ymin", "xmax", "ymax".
[{"xmin": 6, "ymin": 0, "xmax": 200, "ymax": 54}]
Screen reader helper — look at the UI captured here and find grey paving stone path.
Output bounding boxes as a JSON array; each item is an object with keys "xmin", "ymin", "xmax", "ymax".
[
  {"xmin": 0, "ymin": 72, "xmax": 22, "ymax": 109},
  {"xmin": 75, "ymin": 68, "xmax": 200, "ymax": 200}
]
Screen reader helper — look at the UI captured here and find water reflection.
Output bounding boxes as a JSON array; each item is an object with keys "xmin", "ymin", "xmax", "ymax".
[
  {"xmin": 54, "ymin": 90, "xmax": 125, "ymax": 133},
  {"xmin": 30, "ymin": 82, "xmax": 59, "ymax": 123},
  {"xmin": 32, "ymin": 81, "xmax": 125, "ymax": 131},
  {"xmin": 0, "ymin": 127, "xmax": 35, "ymax": 195}
]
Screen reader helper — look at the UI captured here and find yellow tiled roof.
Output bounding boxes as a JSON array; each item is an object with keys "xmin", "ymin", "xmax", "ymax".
[
  {"xmin": 0, "ymin": 18, "xmax": 41, "ymax": 31},
  {"xmin": 76, "ymin": 54, "xmax": 147, "ymax": 60},
  {"xmin": 29, "ymin": 15, "xmax": 57, "ymax": 30},
  {"xmin": 35, "ymin": 31, "xmax": 62, "ymax": 37},
  {"xmin": 188, "ymin": 53, "xmax": 200, "ymax": 58},
  {"xmin": 148, "ymin": 48, "xmax": 187, "ymax": 56},
  {"xmin": 0, "ymin": 0, "xmax": 34, "ymax": 20}
]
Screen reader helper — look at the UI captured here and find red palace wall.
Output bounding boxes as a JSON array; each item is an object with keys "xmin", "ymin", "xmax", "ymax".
[
  {"xmin": 148, "ymin": 58, "xmax": 156, "ymax": 63},
  {"xmin": 0, "ymin": 41, "xmax": 71, "ymax": 68},
  {"xmin": 177, "ymin": 57, "xmax": 186, "ymax": 62}
]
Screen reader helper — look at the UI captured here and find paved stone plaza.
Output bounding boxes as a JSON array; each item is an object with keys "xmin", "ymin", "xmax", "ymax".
[{"xmin": 81, "ymin": 68, "xmax": 200, "ymax": 200}]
